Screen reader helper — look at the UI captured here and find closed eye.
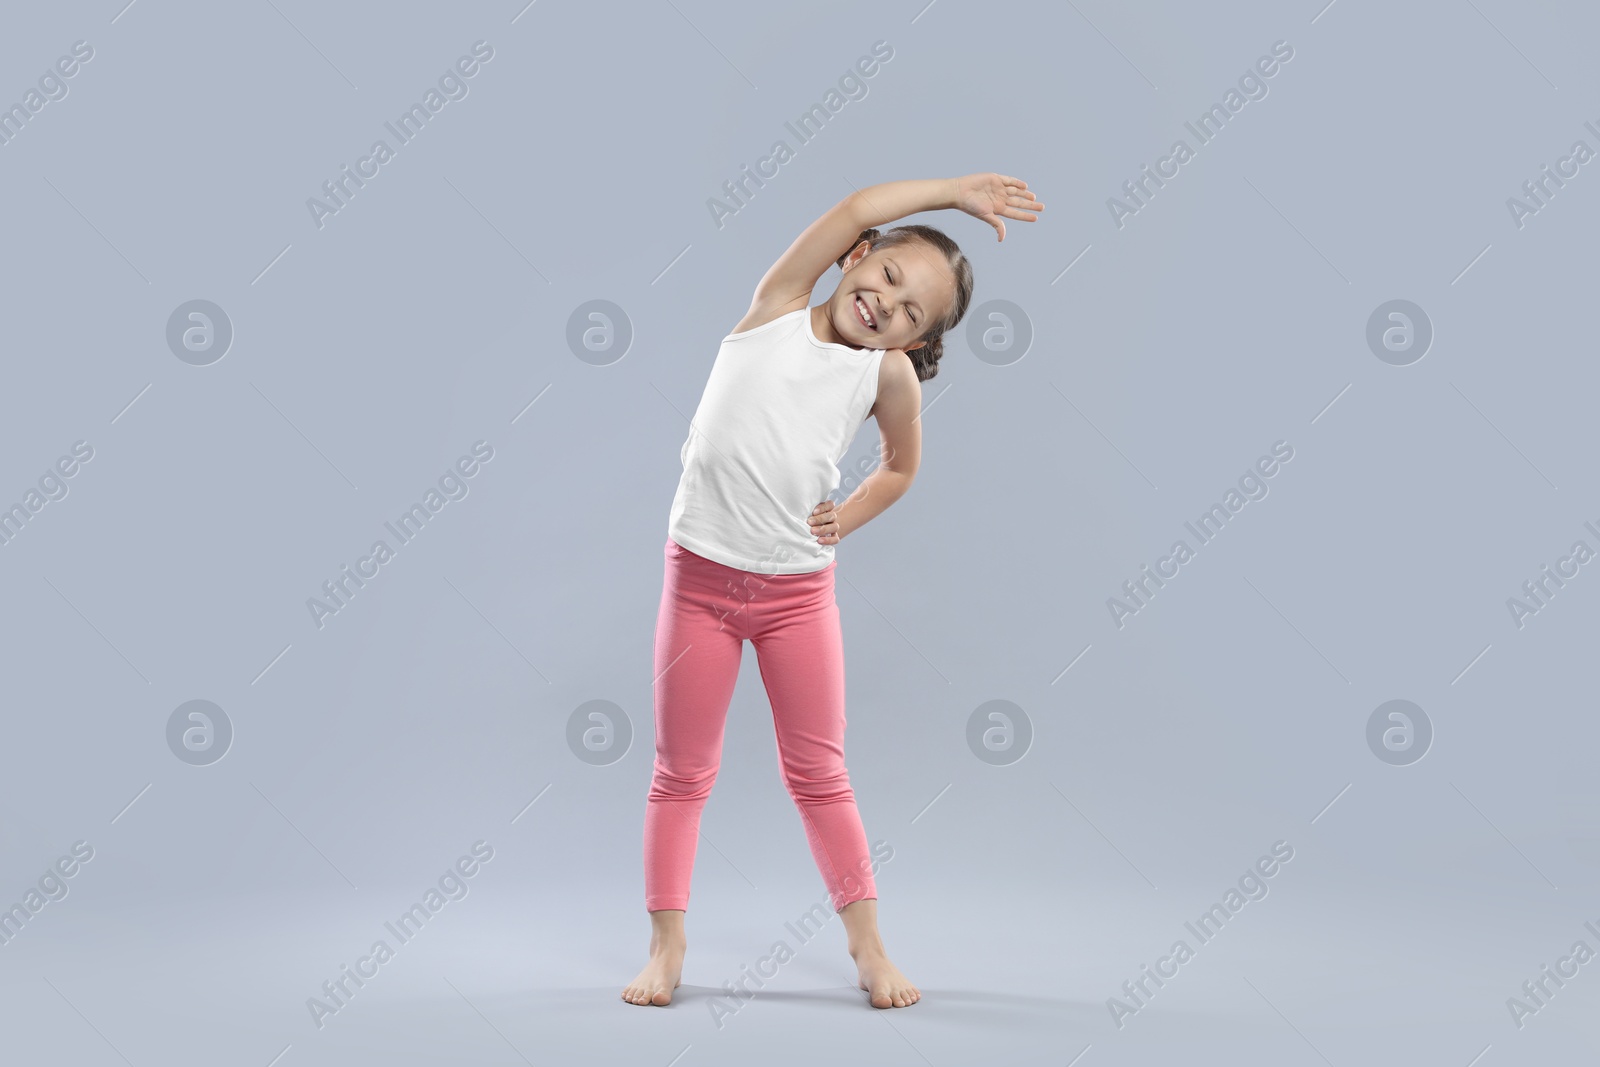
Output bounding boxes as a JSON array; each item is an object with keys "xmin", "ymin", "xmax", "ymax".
[{"xmin": 883, "ymin": 266, "xmax": 918, "ymax": 325}]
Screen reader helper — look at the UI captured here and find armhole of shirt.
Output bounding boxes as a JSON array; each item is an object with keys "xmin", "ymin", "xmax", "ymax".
[
  {"xmin": 864, "ymin": 346, "xmax": 889, "ymax": 421},
  {"xmin": 721, "ymin": 306, "xmax": 807, "ymax": 344}
]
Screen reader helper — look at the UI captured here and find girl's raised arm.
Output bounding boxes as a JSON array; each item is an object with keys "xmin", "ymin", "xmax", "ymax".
[{"xmin": 736, "ymin": 175, "xmax": 1040, "ymax": 332}]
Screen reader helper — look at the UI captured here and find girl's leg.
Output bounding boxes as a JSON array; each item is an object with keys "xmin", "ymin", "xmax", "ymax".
[
  {"xmin": 643, "ymin": 539, "xmax": 746, "ymax": 912},
  {"xmin": 748, "ymin": 562, "xmax": 919, "ymax": 1007},
  {"xmin": 748, "ymin": 562, "xmax": 877, "ymax": 913},
  {"xmin": 627, "ymin": 539, "xmax": 746, "ymax": 1006}
]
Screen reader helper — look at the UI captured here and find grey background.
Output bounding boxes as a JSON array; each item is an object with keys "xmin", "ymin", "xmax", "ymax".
[{"xmin": 2, "ymin": 0, "xmax": 1596, "ymax": 1063}]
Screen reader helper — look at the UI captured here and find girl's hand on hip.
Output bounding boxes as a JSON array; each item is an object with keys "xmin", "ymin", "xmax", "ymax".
[
  {"xmin": 953, "ymin": 172, "xmax": 1044, "ymax": 241},
  {"xmin": 809, "ymin": 500, "xmax": 843, "ymax": 545}
]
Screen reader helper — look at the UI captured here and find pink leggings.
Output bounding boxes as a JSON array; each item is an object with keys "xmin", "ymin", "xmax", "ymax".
[{"xmin": 644, "ymin": 536, "xmax": 877, "ymax": 913}]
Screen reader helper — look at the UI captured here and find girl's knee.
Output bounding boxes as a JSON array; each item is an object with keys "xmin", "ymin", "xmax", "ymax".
[
  {"xmin": 649, "ymin": 766, "xmax": 720, "ymax": 800},
  {"xmin": 781, "ymin": 769, "xmax": 853, "ymax": 804}
]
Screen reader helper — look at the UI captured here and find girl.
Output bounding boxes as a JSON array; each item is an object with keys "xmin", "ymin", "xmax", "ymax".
[{"xmin": 623, "ymin": 174, "xmax": 1043, "ymax": 1010}]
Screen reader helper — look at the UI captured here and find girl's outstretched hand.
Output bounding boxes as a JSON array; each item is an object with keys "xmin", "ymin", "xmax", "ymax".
[{"xmin": 953, "ymin": 173, "xmax": 1044, "ymax": 241}]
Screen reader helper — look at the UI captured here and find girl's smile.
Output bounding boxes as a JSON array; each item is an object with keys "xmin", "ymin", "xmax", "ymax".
[{"xmin": 853, "ymin": 294, "xmax": 877, "ymax": 331}]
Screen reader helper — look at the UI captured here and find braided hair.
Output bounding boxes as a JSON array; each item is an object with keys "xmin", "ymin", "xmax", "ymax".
[{"xmin": 834, "ymin": 224, "xmax": 973, "ymax": 382}]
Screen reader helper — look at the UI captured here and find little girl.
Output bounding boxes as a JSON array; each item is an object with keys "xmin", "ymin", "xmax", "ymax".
[{"xmin": 623, "ymin": 174, "xmax": 1043, "ymax": 1010}]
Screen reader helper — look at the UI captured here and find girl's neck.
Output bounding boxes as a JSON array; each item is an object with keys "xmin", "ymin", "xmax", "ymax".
[{"xmin": 810, "ymin": 304, "xmax": 845, "ymax": 347}]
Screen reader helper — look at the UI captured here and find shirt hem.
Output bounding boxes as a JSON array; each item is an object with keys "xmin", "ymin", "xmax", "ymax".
[{"xmin": 667, "ymin": 527, "xmax": 835, "ymax": 575}]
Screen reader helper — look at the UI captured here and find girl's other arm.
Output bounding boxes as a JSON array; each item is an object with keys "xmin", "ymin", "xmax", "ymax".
[
  {"xmin": 734, "ymin": 179, "xmax": 958, "ymax": 334},
  {"xmin": 811, "ymin": 350, "xmax": 923, "ymax": 545}
]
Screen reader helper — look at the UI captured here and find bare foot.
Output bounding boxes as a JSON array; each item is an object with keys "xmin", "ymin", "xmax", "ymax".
[
  {"xmin": 621, "ymin": 941, "xmax": 684, "ymax": 1006},
  {"xmin": 854, "ymin": 949, "xmax": 921, "ymax": 1008}
]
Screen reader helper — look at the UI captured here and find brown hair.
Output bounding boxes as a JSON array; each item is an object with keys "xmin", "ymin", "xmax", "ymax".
[{"xmin": 834, "ymin": 224, "xmax": 973, "ymax": 382}]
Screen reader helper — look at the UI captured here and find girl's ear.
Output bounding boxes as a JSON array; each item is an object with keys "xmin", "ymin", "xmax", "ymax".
[{"xmin": 842, "ymin": 240, "xmax": 871, "ymax": 271}]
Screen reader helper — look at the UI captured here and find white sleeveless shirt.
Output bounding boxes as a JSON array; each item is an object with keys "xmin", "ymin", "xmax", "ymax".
[{"xmin": 668, "ymin": 307, "xmax": 886, "ymax": 574}]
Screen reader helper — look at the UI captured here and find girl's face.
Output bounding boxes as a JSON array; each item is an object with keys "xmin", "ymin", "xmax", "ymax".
[{"xmin": 831, "ymin": 240, "xmax": 955, "ymax": 352}]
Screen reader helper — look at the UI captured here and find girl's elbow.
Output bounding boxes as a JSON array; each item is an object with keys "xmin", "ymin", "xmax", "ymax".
[{"xmin": 883, "ymin": 465, "xmax": 917, "ymax": 492}]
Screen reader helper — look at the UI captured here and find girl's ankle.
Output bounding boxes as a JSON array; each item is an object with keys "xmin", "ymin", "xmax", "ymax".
[{"xmin": 650, "ymin": 935, "xmax": 687, "ymax": 954}]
